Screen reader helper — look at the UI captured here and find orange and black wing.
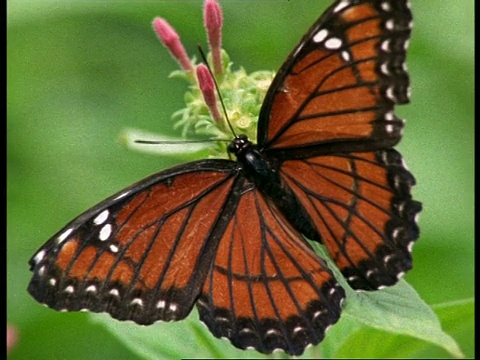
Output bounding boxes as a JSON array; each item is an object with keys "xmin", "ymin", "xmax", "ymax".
[
  {"xmin": 279, "ymin": 150, "xmax": 421, "ymax": 291},
  {"xmin": 258, "ymin": 0, "xmax": 412, "ymax": 158},
  {"xmin": 28, "ymin": 160, "xmax": 243, "ymax": 324},
  {"xmin": 198, "ymin": 183, "xmax": 344, "ymax": 356},
  {"xmin": 254, "ymin": 0, "xmax": 420, "ymax": 290}
]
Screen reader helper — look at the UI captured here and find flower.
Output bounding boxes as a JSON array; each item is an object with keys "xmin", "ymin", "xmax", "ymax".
[
  {"xmin": 152, "ymin": 18, "xmax": 193, "ymax": 71},
  {"xmin": 123, "ymin": 0, "xmax": 275, "ymax": 159},
  {"xmin": 204, "ymin": 0, "xmax": 223, "ymax": 75},
  {"xmin": 196, "ymin": 64, "xmax": 222, "ymax": 122}
]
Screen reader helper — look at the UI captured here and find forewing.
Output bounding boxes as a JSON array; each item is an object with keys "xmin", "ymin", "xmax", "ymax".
[
  {"xmin": 197, "ymin": 185, "xmax": 344, "ymax": 356},
  {"xmin": 28, "ymin": 160, "xmax": 242, "ymax": 324},
  {"xmin": 258, "ymin": 0, "xmax": 412, "ymax": 156},
  {"xmin": 279, "ymin": 150, "xmax": 421, "ymax": 290}
]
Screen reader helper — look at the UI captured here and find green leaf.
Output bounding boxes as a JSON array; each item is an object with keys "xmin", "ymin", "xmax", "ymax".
[
  {"xmin": 430, "ymin": 299, "xmax": 474, "ymax": 358},
  {"xmin": 330, "ymin": 299, "xmax": 472, "ymax": 358},
  {"xmin": 312, "ymin": 243, "xmax": 463, "ymax": 358},
  {"xmin": 90, "ymin": 310, "xmax": 291, "ymax": 359},
  {"xmin": 343, "ymin": 282, "xmax": 463, "ymax": 358}
]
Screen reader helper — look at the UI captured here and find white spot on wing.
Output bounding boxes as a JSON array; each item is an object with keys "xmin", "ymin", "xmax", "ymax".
[
  {"xmin": 157, "ymin": 300, "xmax": 166, "ymax": 309},
  {"xmin": 215, "ymin": 316, "xmax": 229, "ymax": 323},
  {"xmin": 392, "ymin": 228, "xmax": 400, "ymax": 240},
  {"xmin": 333, "ymin": 1, "xmax": 350, "ymax": 13},
  {"xmin": 381, "ymin": 39, "xmax": 390, "ymax": 52},
  {"xmin": 293, "ymin": 326, "xmax": 304, "ymax": 334},
  {"xmin": 86, "ymin": 285, "xmax": 97, "ymax": 293},
  {"xmin": 313, "ymin": 310, "xmax": 325, "ymax": 320},
  {"xmin": 109, "ymin": 244, "xmax": 119, "ymax": 253},
  {"xmin": 93, "ymin": 210, "xmax": 109, "ymax": 225},
  {"xmin": 385, "ymin": 19, "xmax": 394, "ymax": 30},
  {"xmin": 414, "ymin": 213, "xmax": 421, "ymax": 225},
  {"xmin": 109, "ymin": 288, "xmax": 120, "ymax": 297},
  {"xmin": 407, "ymin": 241, "xmax": 415, "ymax": 253},
  {"xmin": 341, "ymin": 50, "xmax": 351, "ymax": 61},
  {"xmin": 325, "ymin": 37, "xmax": 342, "ymax": 50},
  {"xmin": 385, "ymin": 111, "xmax": 395, "ymax": 121},
  {"xmin": 266, "ymin": 329, "xmax": 279, "ymax": 336},
  {"xmin": 380, "ymin": 63, "xmax": 390, "ymax": 75},
  {"xmin": 38, "ymin": 266, "xmax": 46, "ymax": 276},
  {"xmin": 393, "ymin": 174, "xmax": 401, "ymax": 189},
  {"xmin": 381, "ymin": 2, "xmax": 391, "ymax": 11},
  {"xmin": 49, "ymin": 278, "xmax": 56, "ymax": 286},
  {"xmin": 169, "ymin": 303, "xmax": 178, "ymax": 312},
  {"xmin": 64, "ymin": 285, "xmax": 74, "ymax": 293},
  {"xmin": 131, "ymin": 298, "xmax": 143, "ymax": 307},
  {"xmin": 99, "ymin": 224, "xmax": 112, "ymax": 241},
  {"xmin": 57, "ymin": 228, "xmax": 73, "ymax": 244},
  {"xmin": 386, "ymin": 86, "xmax": 395, "ymax": 101},
  {"xmin": 313, "ymin": 29, "xmax": 328, "ymax": 43},
  {"xmin": 33, "ymin": 250, "xmax": 46, "ymax": 265}
]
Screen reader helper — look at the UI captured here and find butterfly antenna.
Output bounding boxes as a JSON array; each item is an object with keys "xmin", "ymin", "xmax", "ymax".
[
  {"xmin": 134, "ymin": 138, "xmax": 230, "ymax": 145},
  {"xmin": 197, "ymin": 45, "xmax": 237, "ymax": 138}
]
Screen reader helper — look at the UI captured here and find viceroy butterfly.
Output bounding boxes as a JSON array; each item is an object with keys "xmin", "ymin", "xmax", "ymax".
[{"xmin": 28, "ymin": 0, "xmax": 421, "ymax": 356}]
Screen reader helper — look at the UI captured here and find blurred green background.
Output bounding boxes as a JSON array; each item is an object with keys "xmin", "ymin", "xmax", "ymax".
[{"xmin": 7, "ymin": 1, "xmax": 473, "ymax": 359}]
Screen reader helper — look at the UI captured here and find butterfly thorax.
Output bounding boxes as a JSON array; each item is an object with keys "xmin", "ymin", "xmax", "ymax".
[{"xmin": 228, "ymin": 135, "xmax": 279, "ymax": 189}]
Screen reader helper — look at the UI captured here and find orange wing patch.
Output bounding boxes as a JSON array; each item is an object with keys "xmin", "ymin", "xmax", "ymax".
[
  {"xmin": 280, "ymin": 150, "xmax": 420, "ymax": 290},
  {"xmin": 28, "ymin": 168, "xmax": 238, "ymax": 324},
  {"xmin": 198, "ymin": 187, "xmax": 344, "ymax": 356}
]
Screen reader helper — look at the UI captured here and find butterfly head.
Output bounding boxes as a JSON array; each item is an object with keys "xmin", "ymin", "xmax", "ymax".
[{"xmin": 227, "ymin": 134, "xmax": 253, "ymax": 156}]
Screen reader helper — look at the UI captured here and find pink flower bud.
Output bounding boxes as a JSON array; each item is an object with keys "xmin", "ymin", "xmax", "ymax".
[
  {"xmin": 203, "ymin": 0, "xmax": 223, "ymax": 74},
  {"xmin": 196, "ymin": 64, "xmax": 222, "ymax": 122},
  {"xmin": 152, "ymin": 18, "xmax": 193, "ymax": 71},
  {"xmin": 7, "ymin": 324, "xmax": 17, "ymax": 354}
]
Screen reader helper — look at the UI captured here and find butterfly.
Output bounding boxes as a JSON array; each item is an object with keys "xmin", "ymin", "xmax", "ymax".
[{"xmin": 28, "ymin": 0, "xmax": 421, "ymax": 356}]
